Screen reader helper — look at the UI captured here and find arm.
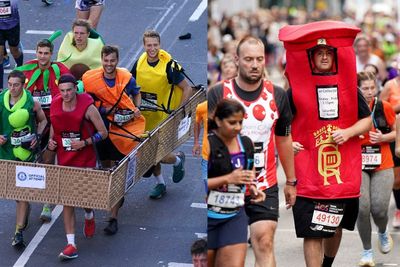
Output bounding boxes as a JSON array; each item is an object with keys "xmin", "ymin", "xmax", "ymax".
[
  {"xmin": 31, "ymin": 101, "xmax": 48, "ymax": 149},
  {"xmin": 177, "ymin": 78, "xmax": 192, "ymax": 106},
  {"xmin": 131, "ymin": 93, "xmax": 142, "ymax": 118},
  {"xmin": 332, "ymin": 117, "xmax": 372, "ymax": 145},
  {"xmin": 276, "ymin": 134, "xmax": 296, "ymax": 208},
  {"xmin": 207, "ymin": 167, "xmax": 254, "ymax": 190},
  {"xmin": 192, "ymin": 121, "xmax": 201, "ymax": 157},
  {"xmin": 47, "ymin": 125, "xmax": 57, "ymax": 151},
  {"xmin": 396, "ymin": 115, "xmax": 400, "ymax": 157}
]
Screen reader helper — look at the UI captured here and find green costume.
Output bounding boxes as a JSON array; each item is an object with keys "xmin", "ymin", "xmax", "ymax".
[{"xmin": 0, "ymin": 89, "xmax": 36, "ymax": 161}]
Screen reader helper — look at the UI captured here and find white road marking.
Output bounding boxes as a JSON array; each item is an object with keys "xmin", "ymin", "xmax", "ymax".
[
  {"xmin": 168, "ymin": 263, "xmax": 193, "ymax": 267},
  {"xmin": 195, "ymin": 232, "xmax": 206, "ymax": 238},
  {"xmin": 191, "ymin": 202, "xmax": 206, "ymax": 209},
  {"xmin": 13, "ymin": 205, "xmax": 63, "ymax": 267},
  {"xmin": 189, "ymin": 0, "xmax": 206, "ymax": 21},
  {"xmin": 25, "ymin": 30, "xmax": 54, "ymax": 35}
]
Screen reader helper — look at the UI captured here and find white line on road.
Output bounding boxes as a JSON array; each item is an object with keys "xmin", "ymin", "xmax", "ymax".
[
  {"xmin": 13, "ymin": 205, "xmax": 63, "ymax": 267},
  {"xmin": 168, "ymin": 263, "xmax": 193, "ymax": 267},
  {"xmin": 195, "ymin": 232, "xmax": 207, "ymax": 238},
  {"xmin": 189, "ymin": 0, "xmax": 206, "ymax": 22},
  {"xmin": 191, "ymin": 202, "xmax": 206, "ymax": 209},
  {"xmin": 25, "ymin": 30, "xmax": 54, "ymax": 35}
]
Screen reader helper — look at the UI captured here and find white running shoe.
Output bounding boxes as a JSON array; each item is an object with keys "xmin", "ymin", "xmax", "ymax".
[
  {"xmin": 378, "ymin": 230, "xmax": 393, "ymax": 254},
  {"xmin": 359, "ymin": 249, "xmax": 375, "ymax": 266}
]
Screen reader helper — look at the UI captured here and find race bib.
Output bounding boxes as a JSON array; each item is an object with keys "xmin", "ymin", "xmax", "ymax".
[
  {"xmin": 33, "ymin": 91, "xmax": 52, "ymax": 109},
  {"xmin": 207, "ymin": 190, "xmax": 244, "ymax": 209},
  {"xmin": 61, "ymin": 132, "xmax": 80, "ymax": 151},
  {"xmin": 11, "ymin": 127, "xmax": 30, "ymax": 146},
  {"xmin": 114, "ymin": 109, "xmax": 134, "ymax": 124},
  {"xmin": 0, "ymin": 1, "xmax": 11, "ymax": 18},
  {"xmin": 140, "ymin": 92, "xmax": 158, "ymax": 110},
  {"xmin": 310, "ymin": 202, "xmax": 344, "ymax": 233},
  {"xmin": 362, "ymin": 145, "xmax": 381, "ymax": 170},
  {"xmin": 253, "ymin": 142, "xmax": 265, "ymax": 169}
]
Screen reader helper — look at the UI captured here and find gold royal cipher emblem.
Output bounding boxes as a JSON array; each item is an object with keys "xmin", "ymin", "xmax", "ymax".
[{"xmin": 314, "ymin": 124, "xmax": 343, "ymax": 186}]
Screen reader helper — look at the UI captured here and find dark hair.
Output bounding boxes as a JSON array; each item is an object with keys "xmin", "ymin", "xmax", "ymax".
[
  {"xmin": 8, "ymin": 70, "xmax": 26, "ymax": 84},
  {"xmin": 209, "ymin": 98, "xmax": 245, "ymax": 130},
  {"xmin": 101, "ymin": 45, "xmax": 119, "ymax": 59},
  {"xmin": 190, "ymin": 239, "xmax": 207, "ymax": 255},
  {"xmin": 37, "ymin": 39, "xmax": 54, "ymax": 53},
  {"xmin": 143, "ymin": 29, "xmax": 160, "ymax": 44},
  {"xmin": 236, "ymin": 35, "xmax": 264, "ymax": 56},
  {"xmin": 58, "ymin": 74, "xmax": 77, "ymax": 85}
]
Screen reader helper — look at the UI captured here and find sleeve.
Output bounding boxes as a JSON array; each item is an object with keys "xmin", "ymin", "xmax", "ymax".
[
  {"xmin": 130, "ymin": 60, "xmax": 138, "ymax": 79},
  {"xmin": 207, "ymin": 84, "xmax": 223, "ymax": 116},
  {"xmin": 274, "ymin": 85, "xmax": 293, "ymax": 136},
  {"xmin": 56, "ymin": 33, "xmax": 70, "ymax": 62},
  {"xmin": 125, "ymin": 77, "xmax": 140, "ymax": 96},
  {"xmin": 358, "ymin": 89, "xmax": 371, "ymax": 119},
  {"xmin": 383, "ymin": 101, "xmax": 396, "ymax": 127}
]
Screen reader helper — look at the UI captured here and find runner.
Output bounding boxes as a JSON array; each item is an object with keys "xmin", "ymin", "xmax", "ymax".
[
  {"xmin": 75, "ymin": 0, "xmax": 104, "ymax": 29},
  {"xmin": 83, "ymin": 45, "xmax": 145, "ymax": 235},
  {"xmin": 0, "ymin": 70, "xmax": 47, "ymax": 248},
  {"xmin": 47, "ymin": 74, "xmax": 107, "ymax": 260},
  {"xmin": 208, "ymin": 98, "xmax": 265, "ymax": 267},
  {"xmin": 208, "ymin": 36, "xmax": 296, "ymax": 267},
  {"xmin": 193, "ymin": 100, "xmax": 208, "ymax": 193},
  {"xmin": 131, "ymin": 30, "xmax": 192, "ymax": 199},
  {"xmin": 357, "ymin": 71, "xmax": 394, "ymax": 266}
]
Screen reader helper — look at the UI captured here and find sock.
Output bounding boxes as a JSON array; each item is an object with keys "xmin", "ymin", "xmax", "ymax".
[
  {"xmin": 322, "ymin": 255, "xmax": 335, "ymax": 267},
  {"xmin": 15, "ymin": 224, "xmax": 23, "ymax": 234},
  {"xmin": 393, "ymin": 189, "xmax": 400, "ymax": 209},
  {"xmin": 14, "ymin": 53, "xmax": 23, "ymax": 67},
  {"xmin": 84, "ymin": 211, "xmax": 94, "ymax": 220},
  {"xmin": 155, "ymin": 174, "xmax": 165, "ymax": 185},
  {"xmin": 66, "ymin": 234, "xmax": 75, "ymax": 246},
  {"xmin": 173, "ymin": 156, "xmax": 181, "ymax": 166}
]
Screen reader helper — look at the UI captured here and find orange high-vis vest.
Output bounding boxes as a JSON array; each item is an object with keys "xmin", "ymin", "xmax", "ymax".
[{"xmin": 83, "ymin": 67, "xmax": 145, "ymax": 155}]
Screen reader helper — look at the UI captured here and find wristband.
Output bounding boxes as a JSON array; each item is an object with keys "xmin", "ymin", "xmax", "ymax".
[
  {"xmin": 286, "ymin": 180, "xmax": 297, "ymax": 186},
  {"xmin": 92, "ymin": 132, "xmax": 102, "ymax": 143},
  {"xmin": 84, "ymin": 139, "xmax": 89, "ymax": 146}
]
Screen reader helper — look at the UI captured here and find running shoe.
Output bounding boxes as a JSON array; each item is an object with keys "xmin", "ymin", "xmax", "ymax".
[
  {"xmin": 149, "ymin": 183, "xmax": 166, "ymax": 199},
  {"xmin": 20, "ymin": 203, "xmax": 31, "ymax": 231},
  {"xmin": 59, "ymin": 244, "xmax": 78, "ymax": 260},
  {"xmin": 3, "ymin": 56, "xmax": 10, "ymax": 68},
  {"xmin": 83, "ymin": 216, "xmax": 95, "ymax": 238},
  {"xmin": 358, "ymin": 249, "xmax": 375, "ymax": 266},
  {"xmin": 172, "ymin": 151, "xmax": 185, "ymax": 183},
  {"xmin": 392, "ymin": 209, "xmax": 400, "ymax": 228},
  {"xmin": 378, "ymin": 231, "xmax": 393, "ymax": 254},
  {"xmin": 42, "ymin": 0, "xmax": 54, "ymax": 5},
  {"xmin": 104, "ymin": 218, "xmax": 118, "ymax": 235},
  {"xmin": 40, "ymin": 204, "xmax": 52, "ymax": 223},
  {"xmin": 11, "ymin": 232, "xmax": 25, "ymax": 248}
]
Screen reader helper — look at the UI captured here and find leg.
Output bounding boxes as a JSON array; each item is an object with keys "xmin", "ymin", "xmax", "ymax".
[
  {"xmin": 104, "ymin": 199, "xmax": 124, "ymax": 235},
  {"xmin": 249, "ymin": 220, "xmax": 277, "ymax": 267},
  {"xmin": 63, "ymin": 206, "xmax": 75, "ymax": 235},
  {"xmin": 323, "ymin": 227, "xmax": 342, "ymax": 257},
  {"xmin": 215, "ymin": 243, "xmax": 247, "ymax": 267},
  {"xmin": 59, "ymin": 206, "xmax": 78, "ymax": 260},
  {"xmin": 357, "ymin": 171, "xmax": 372, "ymax": 250},
  {"xmin": 9, "ymin": 45, "xmax": 22, "ymax": 66},
  {"xmin": 208, "ymin": 249, "xmax": 216, "ymax": 267},
  {"xmin": 304, "ymin": 238, "xmax": 323, "ymax": 267},
  {"xmin": 149, "ymin": 163, "xmax": 166, "ymax": 199},
  {"xmin": 16, "ymin": 200, "xmax": 29, "ymax": 228},
  {"xmin": 83, "ymin": 208, "xmax": 95, "ymax": 238},
  {"xmin": 76, "ymin": 9, "xmax": 90, "ymax": 20},
  {"xmin": 88, "ymin": 5, "xmax": 104, "ymax": 29}
]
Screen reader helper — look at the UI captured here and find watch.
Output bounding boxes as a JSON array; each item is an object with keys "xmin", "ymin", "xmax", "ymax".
[
  {"xmin": 83, "ymin": 139, "xmax": 89, "ymax": 147},
  {"xmin": 286, "ymin": 180, "xmax": 297, "ymax": 186}
]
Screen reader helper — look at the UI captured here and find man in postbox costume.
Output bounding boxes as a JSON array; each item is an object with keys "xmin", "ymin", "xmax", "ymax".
[{"xmin": 279, "ymin": 21, "xmax": 372, "ymax": 267}]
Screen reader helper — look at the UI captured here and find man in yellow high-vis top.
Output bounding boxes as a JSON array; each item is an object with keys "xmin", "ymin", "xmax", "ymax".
[{"xmin": 130, "ymin": 30, "xmax": 192, "ymax": 199}]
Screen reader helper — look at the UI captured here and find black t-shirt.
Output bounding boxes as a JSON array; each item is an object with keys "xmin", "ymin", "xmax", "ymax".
[
  {"xmin": 131, "ymin": 59, "xmax": 185, "ymax": 85},
  {"xmin": 208, "ymin": 79, "xmax": 293, "ymax": 136},
  {"xmin": 286, "ymin": 88, "xmax": 371, "ymax": 119}
]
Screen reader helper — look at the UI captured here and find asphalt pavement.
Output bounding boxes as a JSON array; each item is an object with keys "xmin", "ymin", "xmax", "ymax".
[{"xmin": 0, "ymin": 0, "xmax": 207, "ymax": 266}]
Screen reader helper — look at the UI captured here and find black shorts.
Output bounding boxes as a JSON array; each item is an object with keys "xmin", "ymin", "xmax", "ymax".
[
  {"xmin": 208, "ymin": 208, "xmax": 248, "ymax": 249},
  {"xmin": 96, "ymin": 137, "xmax": 125, "ymax": 161},
  {"xmin": 293, "ymin": 196, "xmax": 359, "ymax": 238},
  {"xmin": 0, "ymin": 24, "xmax": 20, "ymax": 47},
  {"xmin": 245, "ymin": 184, "xmax": 279, "ymax": 225},
  {"xmin": 390, "ymin": 142, "xmax": 400, "ymax": 167}
]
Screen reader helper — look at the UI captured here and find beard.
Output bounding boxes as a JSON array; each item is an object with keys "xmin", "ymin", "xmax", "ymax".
[{"xmin": 239, "ymin": 68, "xmax": 262, "ymax": 84}]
